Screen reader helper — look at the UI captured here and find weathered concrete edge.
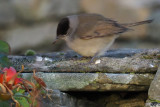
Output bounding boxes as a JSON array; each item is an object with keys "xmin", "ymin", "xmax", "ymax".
[
  {"xmin": 9, "ymin": 48, "xmax": 160, "ymax": 73},
  {"xmin": 22, "ymin": 72, "xmax": 154, "ymax": 91}
]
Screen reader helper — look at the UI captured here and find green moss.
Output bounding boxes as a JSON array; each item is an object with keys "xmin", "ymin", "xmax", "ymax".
[
  {"xmin": 85, "ymin": 67, "xmax": 91, "ymax": 72},
  {"xmin": 156, "ymin": 54, "xmax": 160, "ymax": 60},
  {"xmin": 154, "ymin": 65, "xmax": 158, "ymax": 69},
  {"xmin": 92, "ymin": 80, "xmax": 97, "ymax": 84},
  {"xmin": 142, "ymin": 55, "xmax": 154, "ymax": 59},
  {"xmin": 51, "ymin": 60, "xmax": 57, "ymax": 64},
  {"xmin": 59, "ymin": 52, "xmax": 64, "ymax": 55},
  {"xmin": 130, "ymin": 72, "xmax": 135, "ymax": 74},
  {"xmin": 79, "ymin": 71, "xmax": 86, "ymax": 73},
  {"xmin": 149, "ymin": 99, "xmax": 160, "ymax": 103},
  {"xmin": 25, "ymin": 49, "xmax": 36, "ymax": 56},
  {"xmin": 126, "ymin": 68, "xmax": 132, "ymax": 72}
]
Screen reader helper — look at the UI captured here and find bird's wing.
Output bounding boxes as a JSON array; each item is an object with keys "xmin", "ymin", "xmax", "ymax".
[{"xmin": 78, "ymin": 20, "xmax": 129, "ymax": 40}]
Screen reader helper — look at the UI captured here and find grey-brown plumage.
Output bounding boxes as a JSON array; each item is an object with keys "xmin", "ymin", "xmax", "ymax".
[{"xmin": 56, "ymin": 14, "xmax": 152, "ymax": 61}]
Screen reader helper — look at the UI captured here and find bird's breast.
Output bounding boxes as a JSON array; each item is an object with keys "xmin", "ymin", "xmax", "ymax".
[{"xmin": 66, "ymin": 36, "xmax": 117, "ymax": 57}]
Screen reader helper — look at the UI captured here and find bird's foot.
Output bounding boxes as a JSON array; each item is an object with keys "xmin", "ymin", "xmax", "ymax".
[{"xmin": 79, "ymin": 56, "xmax": 100, "ymax": 65}]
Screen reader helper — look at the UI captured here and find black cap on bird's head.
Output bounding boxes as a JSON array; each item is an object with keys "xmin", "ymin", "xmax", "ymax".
[
  {"xmin": 53, "ymin": 15, "xmax": 79, "ymax": 44},
  {"xmin": 56, "ymin": 17, "xmax": 70, "ymax": 39}
]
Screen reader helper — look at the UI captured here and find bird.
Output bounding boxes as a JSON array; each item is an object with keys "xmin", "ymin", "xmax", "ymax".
[{"xmin": 55, "ymin": 13, "xmax": 152, "ymax": 63}]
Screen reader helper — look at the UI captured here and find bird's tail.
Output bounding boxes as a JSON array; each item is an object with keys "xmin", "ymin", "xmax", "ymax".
[{"xmin": 122, "ymin": 19, "xmax": 153, "ymax": 27}]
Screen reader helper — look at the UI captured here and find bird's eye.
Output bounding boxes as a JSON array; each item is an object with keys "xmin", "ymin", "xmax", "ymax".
[{"xmin": 57, "ymin": 18, "xmax": 69, "ymax": 36}]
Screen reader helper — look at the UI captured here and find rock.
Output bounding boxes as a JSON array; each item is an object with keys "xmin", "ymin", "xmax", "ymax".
[
  {"xmin": 11, "ymin": 0, "xmax": 81, "ymax": 21},
  {"xmin": 7, "ymin": 48, "xmax": 160, "ymax": 91},
  {"xmin": 145, "ymin": 66, "xmax": 160, "ymax": 106},
  {"xmin": 106, "ymin": 92, "xmax": 147, "ymax": 107},
  {"xmin": 148, "ymin": 66, "xmax": 160, "ymax": 100},
  {"xmin": 40, "ymin": 90, "xmax": 147, "ymax": 107},
  {"xmin": 40, "ymin": 90, "xmax": 97, "ymax": 107},
  {"xmin": 106, "ymin": 98, "xmax": 145, "ymax": 107},
  {"xmin": 22, "ymin": 72, "xmax": 154, "ymax": 91},
  {"xmin": 8, "ymin": 49, "xmax": 159, "ymax": 73},
  {"xmin": 2, "ymin": 48, "xmax": 159, "ymax": 106}
]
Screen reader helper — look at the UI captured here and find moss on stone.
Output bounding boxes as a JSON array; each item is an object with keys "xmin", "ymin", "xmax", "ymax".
[
  {"xmin": 141, "ymin": 55, "xmax": 154, "ymax": 59},
  {"xmin": 25, "ymin": 49, "xmax": 36, "ymax": 56},
  {"xmin": 149, "ymin": 99, "xmax": 160, "ymax": 103},
  {"xmin": 156, "ymin": 54, "xmax": 160, "ymax": 59}
]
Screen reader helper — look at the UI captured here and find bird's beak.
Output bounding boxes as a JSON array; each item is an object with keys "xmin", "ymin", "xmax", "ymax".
[
  {"xmin": 57, "ymin": 35, "xmax": 65, "ymax": 39},
  {"xmin": 52, "ymin": 35, "xmax": 65, "ymax": 44},
  {"xmin": 52, "ymin": 36, "xmax": 59, "ymax": 44}
]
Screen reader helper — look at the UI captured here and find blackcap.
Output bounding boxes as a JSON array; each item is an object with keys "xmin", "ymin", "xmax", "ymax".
[{"xmin": 56, "ymin": 14, "xmax": 152, "ymax": 63}]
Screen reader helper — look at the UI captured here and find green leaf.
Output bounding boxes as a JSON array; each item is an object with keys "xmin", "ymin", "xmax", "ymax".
[
  {"xmin": 0, "ymin": 40, "xmax": 10, "ymax": 54},
  {"xmin": 0, "ymin": 53, "xmax": 11, "ymax": 68},
  {"xmin": 14, "ymin": 93, "xmax": 30, "ymax": 107},
  {"xmin": 0, "ymin": 100, "xmax": 10, "ymax": 107},
  {"xmin": 13, "ymin": 88, "xmax": 25, "ymax": 94}
]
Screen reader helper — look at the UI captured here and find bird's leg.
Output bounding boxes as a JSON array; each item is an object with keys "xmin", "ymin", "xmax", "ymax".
[
  {"xmin": 79, "ymin": 53, "xmax": 101, "ymax": 65},
  {"xmin": 88, "ymin": 52, "xmax": 100, "ymax": 64},
  {"xmin": 79, "ymin": 55, "xmax": 99, "ymax": 65},
  {"xmin": 79, "ymin": 56, "xmax": 92, "ymax": 65}
]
